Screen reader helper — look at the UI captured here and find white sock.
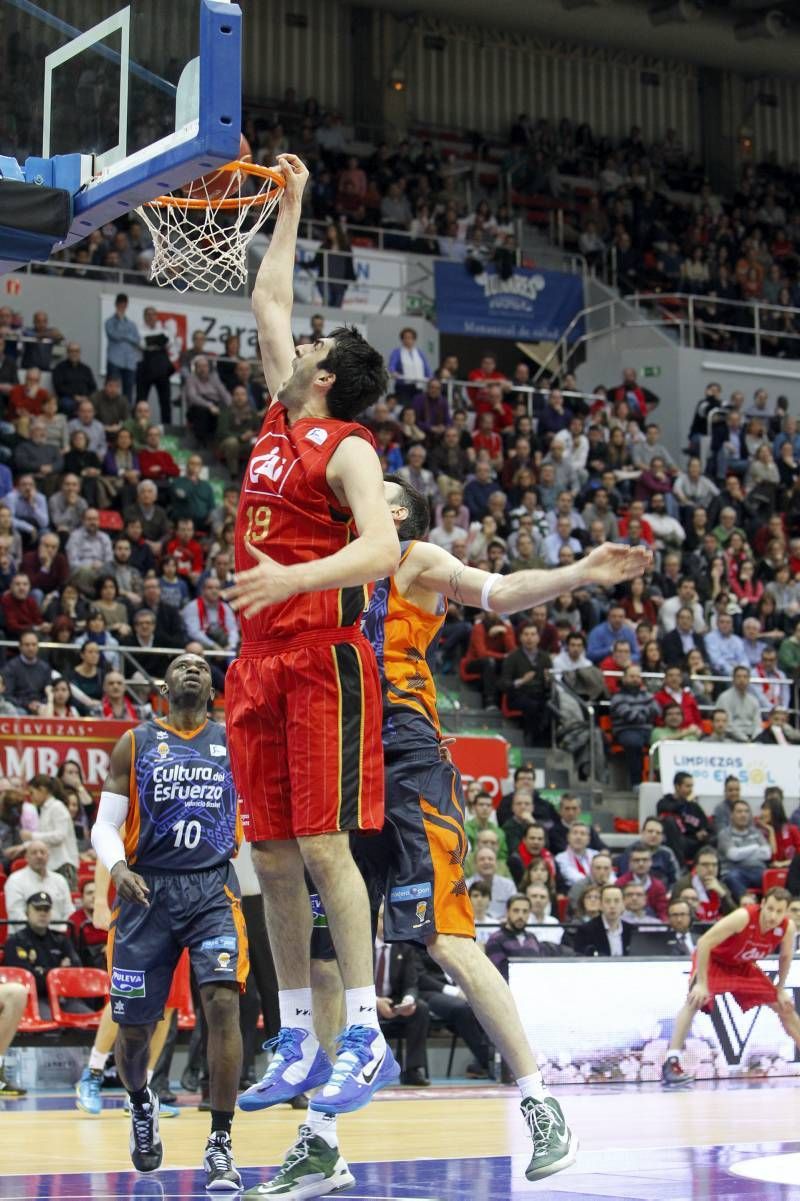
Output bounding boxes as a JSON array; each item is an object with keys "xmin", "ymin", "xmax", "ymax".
[
  {"xmin": 306, "ymin": 1108, "xmax": 339, "ymax": 1148},
  {"xmin": 279, "ymin": 988, "xmax": 315, "ymax": 1034},
  {"xmin": 345, "ymin": 986, "xmax": 381, "ymax": 1032},
  {"xmin": 517, "ymin": 1071, "xmax": 547, "ymax": 1103},
  {"xmin": 272, "ymin": 989, "xmax": 319, "ymax": 1086},
  {"xmin": 667, "ymin": 1048, "xmax": 684, "ymax": 1064},
  {"xmin": 146, "ymin": 1069, "xmax": 153, "ymax": 1085},
  {"xmin": 89, "ymin": 1048, "xmax": 109, "ymax": 1074},
  {"xmin": 0, "ymin": 1054, "xmax": 4, "ymax": 1070}
]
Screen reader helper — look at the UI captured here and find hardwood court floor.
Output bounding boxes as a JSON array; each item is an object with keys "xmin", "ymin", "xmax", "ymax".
[{"xmin": 3, "ymin": 1080, "xmax": 800, "ymax": 1198}]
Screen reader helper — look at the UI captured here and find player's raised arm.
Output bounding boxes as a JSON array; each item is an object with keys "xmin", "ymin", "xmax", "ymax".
[
  {"xmin": 252, "ymin": 153, "xmax": 308, "ymax": 398},
  {"xmin": 226, "ymin": 437, "xmax": 400, "ymax": 617},
  {"xmin": 407, "ymin": 539, "xmax": 651, "ymax": 614},
  {"xmin": 91, "ymin": 731, "xmax": 150, "ymax": 906}
]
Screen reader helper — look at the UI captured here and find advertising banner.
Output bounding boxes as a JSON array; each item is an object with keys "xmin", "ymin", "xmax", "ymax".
[
  {"xmin": 291, "ymin": 237, "xmax": 405, "ymax": 315},
  {"xmin": 100, "ymin": 267, "xmax": 377, "ymax": 373},
  {"xmin": 656, "ymin": 740, "xmax": 800, "ymax": 799},
  {"xmin": 509, "ymin": 957, "xmax": 800, "ymax": 1085},
  {"xmin": 433, "ymin": 261, "xmax": 584, "ymax": 342},
  {"xmin": 0, "ymin": 716, "xmax": 135, "ymax": 793},
  {"xmin": 449, "ymin": 734, "xmax": 510, "ymax": 801}
]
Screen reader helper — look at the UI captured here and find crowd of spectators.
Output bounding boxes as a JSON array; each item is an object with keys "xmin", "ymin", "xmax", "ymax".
[
  {"xmin": 3, "ymin": 280, "xmax": 800, "ymax": 795},
  {"xmin": 17, "ymin": 82, "xmax": 797, "ymax": 364},
  {"xmin": 457, "ymin": 772, "xmax": 800, "ymax": 969},
  {"xmin": 364, "ymin": 333, "xmax": 800, "ymax": 788}
]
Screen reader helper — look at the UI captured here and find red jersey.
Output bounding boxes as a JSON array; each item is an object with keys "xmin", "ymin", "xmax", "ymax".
[
  {"xmin": 711, "ymin": 904, "xmax": 786, "ymax": 966},
  {"xmin": 235, "ymin": 403, "xmax": 375, "ymax": 646}
]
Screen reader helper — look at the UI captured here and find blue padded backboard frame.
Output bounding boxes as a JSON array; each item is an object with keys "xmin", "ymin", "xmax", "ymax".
[{"xmin": 0, "ymin": 0, "xmax": 241, "ymax": 275}]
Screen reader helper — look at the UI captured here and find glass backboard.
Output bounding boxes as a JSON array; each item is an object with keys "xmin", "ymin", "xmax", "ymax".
[{"xmin": 0, "ymin": 0, "xmax": 241, "ymax": 252}]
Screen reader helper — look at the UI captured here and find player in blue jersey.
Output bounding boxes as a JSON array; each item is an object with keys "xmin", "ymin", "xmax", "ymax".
[{"xmin": 91, "ymin": 653, "xmax": 248, "ymax": 1192}]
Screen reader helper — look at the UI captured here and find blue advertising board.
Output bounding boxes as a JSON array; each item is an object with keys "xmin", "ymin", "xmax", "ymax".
[{"xmin": 434, "ymin": 261, "xmax": 584, "ymax": 342}]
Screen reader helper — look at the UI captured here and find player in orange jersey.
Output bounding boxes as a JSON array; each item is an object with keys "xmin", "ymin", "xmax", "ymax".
[
  {"xmin": 225, "ymin": 154, "xmax": 403, "ymax": 1125},
  {"xmin": 252, "ymin": 476, "xmax": 651, "ymax": 1196},
  {"xmin": 662, "ymin": 886, "xmax": 799, "ymax": 1087}
]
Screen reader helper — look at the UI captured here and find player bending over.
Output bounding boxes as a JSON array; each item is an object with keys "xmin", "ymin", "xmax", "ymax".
[
  {"xmin": 246, "ymin": 476, "xmax": 650, "ymax": 1196},
  {"xmin": 663, "ymin": 886, "xmax": 798, "ymax": 1087},
  {"xmin": 92, "ymin": 654, "xmax": 247, "ymax": 1191},
  {"xmin": 225, "ymin": 151, "xmax": 402, "ymax": 1128}
]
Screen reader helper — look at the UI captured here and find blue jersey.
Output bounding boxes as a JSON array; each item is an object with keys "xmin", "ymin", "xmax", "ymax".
[{"xmin": 124, "ymin": 718, "xmax": 240, "ymax": 872}]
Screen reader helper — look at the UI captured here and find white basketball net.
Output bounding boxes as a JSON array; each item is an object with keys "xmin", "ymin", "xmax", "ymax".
[{"xmin": 137, "ymin": 163, "xmax": 283, "ymax": 293}]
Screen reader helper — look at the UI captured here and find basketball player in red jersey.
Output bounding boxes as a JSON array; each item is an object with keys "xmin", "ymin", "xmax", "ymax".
[
  {"xmin": 663, "ymin": 886, "xmax": 799, "ymax": 1086},
  {"xmin": 224, "ymin": 153, "xmax": 404, "ymax": 1121}
]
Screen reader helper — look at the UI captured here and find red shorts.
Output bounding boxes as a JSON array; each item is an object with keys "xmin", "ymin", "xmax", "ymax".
[
  {"xmin": 226, "ymin": 629, "xmax": 384, "ymax": 841},
  {"xmin": 691, "ymin": 955, "xmax": 779, "ymax": 1014}
]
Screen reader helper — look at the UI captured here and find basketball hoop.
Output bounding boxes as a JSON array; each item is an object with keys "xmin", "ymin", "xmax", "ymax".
[{"xmin": 137, "ymin": 161, "xmax": 284, "ymax": 293}]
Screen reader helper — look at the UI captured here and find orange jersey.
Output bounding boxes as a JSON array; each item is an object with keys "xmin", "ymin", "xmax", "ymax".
[
  {"xmin": 235, "ymin": 403, "xmax": 375, "ymax": 647},
  {"xmin": 362, "ymin": 540, "xmax": 446, "ymax": 748}
]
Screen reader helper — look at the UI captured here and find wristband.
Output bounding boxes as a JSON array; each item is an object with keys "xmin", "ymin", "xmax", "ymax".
[{"xmin": 480, "ymin": 572, "xmax": 502, "ymax": 612}]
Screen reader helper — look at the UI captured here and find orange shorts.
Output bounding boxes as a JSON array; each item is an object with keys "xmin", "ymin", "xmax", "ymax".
[{"xmin": 226, "ymin": 631, "xmax": 384, "ymax": 841}]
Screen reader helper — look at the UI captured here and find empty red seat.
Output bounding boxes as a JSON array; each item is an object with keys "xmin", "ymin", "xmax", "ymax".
[
  {"xmin": 0, "ymin": 965, "xmax": 58, "ymax": 1033},
  {"xmin": 762, "ymin": 868, "xmax": 789, "ymax": 893},
  {"xmin": 46, "ymin": 967, "xmax": 109, "ymax": 1029}
]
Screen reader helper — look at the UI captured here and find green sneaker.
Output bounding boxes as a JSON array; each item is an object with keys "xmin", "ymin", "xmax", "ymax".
[
  {"xmin": 244, "ymin": 1124, "xmax": 355, "ymax": 1198},
  {"xmin": 521, "ymin": 1096, "xmax": 578, "ymax": 1182}
]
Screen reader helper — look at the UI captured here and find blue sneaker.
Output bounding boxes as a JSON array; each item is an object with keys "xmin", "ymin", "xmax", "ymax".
[
  {"xmin": 238, "ymin": 1029, "xmax": 332, "ymax": 1112},
  {"xmin": 124, "ymin": 1094, "xmax": 180, "ymax": 1118},
  {"xmin": 76, "ymin": 1067, "xmax": 103, "ymax": 1116},
  {"xmin": 310, "ymin": 1025, "xmax": 400, "ymax": 1115}
]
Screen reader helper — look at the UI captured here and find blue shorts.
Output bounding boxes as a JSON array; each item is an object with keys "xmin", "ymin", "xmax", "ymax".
[
  {"xmin": 380, "ymin": 746, "xmax": 474, "ymax": 944},
  {"xmin": 108, "ymin": 863, "xmax": 248, "ymax": 1026}
]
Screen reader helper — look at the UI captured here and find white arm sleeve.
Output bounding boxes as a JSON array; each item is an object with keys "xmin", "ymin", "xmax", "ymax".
[{"xmin": 91, "ymin": 791, "xmax": 130, "ymax": 873}]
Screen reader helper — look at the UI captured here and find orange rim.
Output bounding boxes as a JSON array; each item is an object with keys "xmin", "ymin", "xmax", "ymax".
[{"xmin": 145, "ymin": 162, "xmax": 285, "ymax": 211}]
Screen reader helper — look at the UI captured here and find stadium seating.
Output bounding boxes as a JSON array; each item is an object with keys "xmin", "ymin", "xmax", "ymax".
[
  {"xmin": 0, "ymin": 966, "xmax": 58, "ymax": 1034},
  {"xmin": 46, "ymin": 968, "xmax": 109, "ymax": 1030}
]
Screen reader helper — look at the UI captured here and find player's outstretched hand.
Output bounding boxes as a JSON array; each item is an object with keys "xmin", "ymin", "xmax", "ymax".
[
  {"xmin": 583, "ymin": 542, "xmax": 652, "ymax": 588},
  {"xmin": 688, "ymin": 981, "xmax": 710, "ymax": 1009},
  {"xmin": 224, "ymin": 542, "xmax": 297, "ymax": 617},
  {"xmin": 111, "ymin": 862, "xmax": 151, "ymax": 907},
  {"xmin": 275, "ymin": 153, "xmax": 309, "ymax": 205}
]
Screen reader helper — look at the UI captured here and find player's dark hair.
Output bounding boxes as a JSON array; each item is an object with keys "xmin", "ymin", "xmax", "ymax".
[
  {"xmin": 765, "ymin": 886, "xmax": 792, "ymax": 904},
  {"xmin": 319, "ymin": 326, "xmax": 389, "ymax": 420},
  {"xmin": 383, "ymin": 473, "xmax": 430, "ymax": 540},
  {"xmin": 468, "ymin": 880, "xmax": 491, "ymax": 898}
]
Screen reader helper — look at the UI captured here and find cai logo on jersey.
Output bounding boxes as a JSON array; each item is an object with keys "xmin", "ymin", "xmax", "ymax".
[
  {"xmin": 249, "ymin": 448, "xmax": 288, "ymax": 484},
  {"xmin": 305, "ymin": 427, "xmax": 329, "ymax": 446}
]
